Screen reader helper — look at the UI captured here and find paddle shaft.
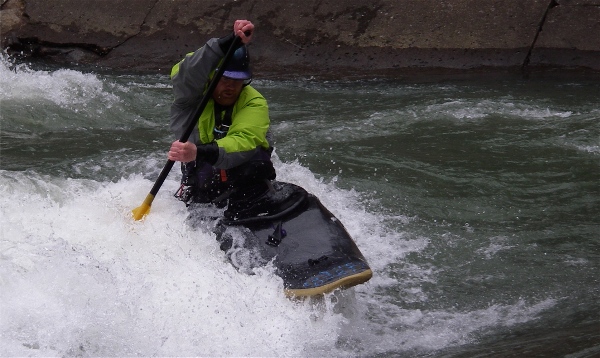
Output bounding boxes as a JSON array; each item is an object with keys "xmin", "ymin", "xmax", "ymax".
[{"xmin": 147, "ymin": 35, "xmax": 243, "ymax": 198}]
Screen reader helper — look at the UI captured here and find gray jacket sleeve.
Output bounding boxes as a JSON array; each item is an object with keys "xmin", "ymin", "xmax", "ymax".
[{"xmin": 169, "ymin": 38, "xmax": 224, "ymax": 144}]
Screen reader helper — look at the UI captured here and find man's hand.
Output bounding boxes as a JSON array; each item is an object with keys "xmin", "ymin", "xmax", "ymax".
[
  {"xmin": 168, "ymin": 141, "xmax": 197, "ymax": 163},
  {"xmin": 234, "ymin": 20, "xmax": 254, "ymax": 44}
]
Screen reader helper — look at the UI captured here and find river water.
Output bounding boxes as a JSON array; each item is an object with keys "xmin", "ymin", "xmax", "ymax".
[{"xmin": 1, "ymin": 54, "xmax": 599, "ymax": 357}]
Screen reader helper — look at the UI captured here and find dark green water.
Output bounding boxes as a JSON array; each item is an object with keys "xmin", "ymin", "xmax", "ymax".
[{"xmin": 1, "ymin": 56, "xmax": 599, "ymax": 357}]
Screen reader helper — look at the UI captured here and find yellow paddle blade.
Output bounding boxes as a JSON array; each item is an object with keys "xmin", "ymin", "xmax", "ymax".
[{"xmin": 131, "ymin": 193, "xmax": 155, "ymax": 221}]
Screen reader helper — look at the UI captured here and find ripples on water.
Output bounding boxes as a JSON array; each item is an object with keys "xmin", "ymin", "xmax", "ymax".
[{"xmin": 1, "ymin": 54, "xmax": 599, "ymax": 357}]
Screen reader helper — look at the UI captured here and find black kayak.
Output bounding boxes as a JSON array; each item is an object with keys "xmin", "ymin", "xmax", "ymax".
[{"xmin": 191, "ymin": 181, "xmax": 372, "ymax": 298}]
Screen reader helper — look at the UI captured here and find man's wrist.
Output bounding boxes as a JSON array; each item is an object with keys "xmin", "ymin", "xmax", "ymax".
[{"xmin": 196, "ymin": 143, "xmax": 219, "ymax": 165}]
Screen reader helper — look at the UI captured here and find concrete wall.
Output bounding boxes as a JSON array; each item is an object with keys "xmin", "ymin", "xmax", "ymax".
[{"xmin": 1, "ymin": 0, "xmax": 598, "ymax": 77}]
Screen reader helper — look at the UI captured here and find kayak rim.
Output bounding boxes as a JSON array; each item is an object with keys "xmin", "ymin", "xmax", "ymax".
[{"xmin": 284, "ymin": 269, "xmax": 373, "ymax": 298}]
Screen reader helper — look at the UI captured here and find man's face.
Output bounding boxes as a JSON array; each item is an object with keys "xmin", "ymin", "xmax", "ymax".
[{"xmin": 213, "ymin": 76, "xmax": 244, "ymax": 106}]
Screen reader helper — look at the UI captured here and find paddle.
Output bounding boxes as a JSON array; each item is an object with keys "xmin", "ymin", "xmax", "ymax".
[{"xmin": 132, "ymin": 35, "xmax": 244, "ymax": 221}]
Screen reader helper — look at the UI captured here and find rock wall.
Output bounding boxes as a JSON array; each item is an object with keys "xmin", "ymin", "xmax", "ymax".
[{"xmin": 1, "ymin": 0, "xmax": 599, "ymax": 77}]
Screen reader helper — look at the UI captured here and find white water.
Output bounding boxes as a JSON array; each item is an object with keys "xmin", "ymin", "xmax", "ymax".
[
  {"xmin": 0, "ymin": 56, "xmax": 572, "ymax": 356},
  {"xmin": 0, "ymin": 161, "xmax": 388, "ymax": 356},
  {"xmin": 0, "ymin": 169, "xmax": 331, "ymax": 356},
  {"xmin": 0, "ymin": 164, "xmax": 557, "ymax": 356}
]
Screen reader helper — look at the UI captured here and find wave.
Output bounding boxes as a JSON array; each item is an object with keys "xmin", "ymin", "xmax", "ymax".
[
  {"xmin": 0, "ymin": 53, "xmax": 121, "ymax": 108},
  {"xmin": 0, "ymin": 53, "xmax": 169, "ymax": 132},
  {"xmin": 422, "ymin": 99, "xmax": 575, "ymax": 121}
]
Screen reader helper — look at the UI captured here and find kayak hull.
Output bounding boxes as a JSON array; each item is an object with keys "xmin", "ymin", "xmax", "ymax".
[{"xmin": 201, "ymin": 181, "xmax": 373, "ymax": 298}]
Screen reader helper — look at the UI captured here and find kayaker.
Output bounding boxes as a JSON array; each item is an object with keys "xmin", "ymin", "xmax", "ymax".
[{"xmin": 167, "ymin": 19, "xmax": 276, "ymax": 208}]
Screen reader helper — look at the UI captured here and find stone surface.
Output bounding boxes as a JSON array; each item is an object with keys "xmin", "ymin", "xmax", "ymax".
[{"xmin": 1, "ymin": 0, "xmax": 599, "ymax": 77}]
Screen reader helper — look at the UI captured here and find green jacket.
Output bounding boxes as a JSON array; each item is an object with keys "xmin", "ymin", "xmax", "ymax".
[{"xmin": 170, "ymin": 38, "xmax": 271, "ymax": 169}]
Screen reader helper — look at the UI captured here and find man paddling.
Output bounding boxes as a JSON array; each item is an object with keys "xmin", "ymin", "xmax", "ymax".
[{"xmin": 167, "ymin": 20, "xmax": 275, "ymax": 208}]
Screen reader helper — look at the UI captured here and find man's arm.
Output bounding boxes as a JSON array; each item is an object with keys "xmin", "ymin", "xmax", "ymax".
[
  {"xmin": 169, "ymin": 38, "xmax": 224, "ymax": 144},
  {"xmin": 169, "ymin": 20, "xmax": 254, "ymax": 144}
]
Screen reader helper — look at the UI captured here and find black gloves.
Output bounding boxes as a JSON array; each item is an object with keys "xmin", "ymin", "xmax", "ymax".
[{"xmin": 196, "ymin": 143, "xmax": 219, "ymax": 165}]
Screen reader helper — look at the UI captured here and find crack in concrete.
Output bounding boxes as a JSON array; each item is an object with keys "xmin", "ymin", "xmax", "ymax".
[
  {"xmin": 110, "ymin": 0, "xmax": 161, "ymax": 51},
  {"xmin": 7, "ymin": 0, "xmax": 161, "ymax": 59},
  {"xmin": 522, "ymin": 0, "xmax": 558, "ymax": 72}
]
